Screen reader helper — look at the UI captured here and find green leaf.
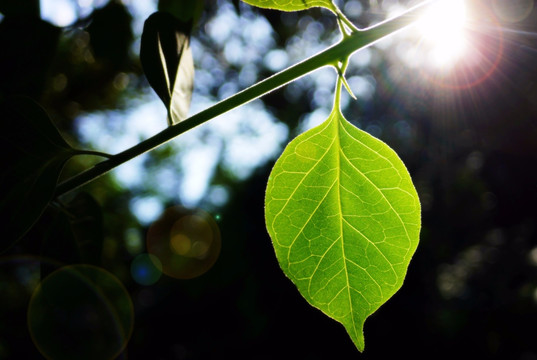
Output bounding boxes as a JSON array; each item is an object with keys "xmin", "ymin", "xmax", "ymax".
[
  {"xmin": 140, "ymin": 11, "xmax": 195, "ymax": 126},
  {"xmin": 241, "ymin": 0, "xmax": 337, "ymax": 12},
  {"xmin": 158, "ymin": 0, "xmax": 204, "ymax": 25},
  {"xmin": 265, "ymin": 107, "xmax": 421, "ymax": 351},
  {"xmin": 0, "ymin": 96, "xmax": 75, "ymax": 250}
]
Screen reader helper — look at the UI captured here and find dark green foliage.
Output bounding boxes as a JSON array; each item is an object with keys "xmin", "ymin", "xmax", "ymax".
[
  {"xmin": 65, "ymin": 192, "xmax": 104, "ymax": 266},
  {"xmin": 0, "ymin": 96, "xmax": 75, "ymax": 249},
  {"xmin": 158, "ymin": 0, "xmax": 204, "ymax": 24},
  {"xmin": 38, "ymin": 192, "xmax": 104, "ymax": 279},
  {"xmin": 0, "ymin": 17, "xmax": 60, "ymax": 98},
  {"xmin": 86, "ymin": 1, "xmax": 133, "ymax": 71}
]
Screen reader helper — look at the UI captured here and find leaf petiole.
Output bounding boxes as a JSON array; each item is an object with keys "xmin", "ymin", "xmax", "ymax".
[
  {"xmin": 334, "ymin": 57, "xmax": 356, "ymax": 101},
  {"xmin": 335, "ymin": 6, "xmax": 360, "ymax": 35},
  {"xmin": 72, "ymin": 149, "xmax": 113, "ymax": 159}
]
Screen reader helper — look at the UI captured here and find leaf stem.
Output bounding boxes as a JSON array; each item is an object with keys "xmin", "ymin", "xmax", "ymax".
[
  {"xmin": 73, "ymin": 149, "xmax": 113, "ymax": 159},
  {"xmin": 335, "ymin": 7, "xmax": 360, "ymax": 34},
  {"xmin": 54, "ymin": 0, "xmax": 437, "ymax": 198}
]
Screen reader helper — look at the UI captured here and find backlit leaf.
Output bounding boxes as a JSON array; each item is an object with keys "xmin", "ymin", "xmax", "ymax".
[
  {"xmin": 0, "ymin": 96, "xmax": 76, "ymax": 250},
  {"xmin": 241, "ymin": 0, "xmax": 337, "ymax": 12},
  {"xmin": 140, "ymin": 11, "xmax": 194, "ymax": 125},
  {"xmin": 265, "ymin": 107, "xmax": 421, "ymax": 351}
]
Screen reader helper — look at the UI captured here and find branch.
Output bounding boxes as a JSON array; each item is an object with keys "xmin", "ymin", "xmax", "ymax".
[{"xmin": 54, "ymin": 0, "xmax": 437, "ymax": 198}]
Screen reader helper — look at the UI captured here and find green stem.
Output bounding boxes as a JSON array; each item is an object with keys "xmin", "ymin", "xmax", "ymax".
[
  {"xmin": 335, "ymin": 7, "xmax": 360, "ymax": 34},
  {"xmin": 73, "ymin": 149, "xmax": 113, "ymax": 159},
  {"xmin": 334, "ymin": 75, "xmax": 344, "ymax": 111},
  {"xmin": 337, "ymin": 16, "xmax": 352, "ymax": 37},
  {"xmin": 336, "ymin": 57, "xmax": 355, "ymax": 100},
  {"xmin": 54, "ymin": 0, "xmax": 436, "ymax": 198}
]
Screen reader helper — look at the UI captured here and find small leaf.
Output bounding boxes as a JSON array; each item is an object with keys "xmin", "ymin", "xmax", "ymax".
[
  {"xmin": 158, "ymin": 0, "xmax": 204, "ymax": 25},
  {"xmin": 265, "ymin": 108, "xmax": 421, "ymax": 351},
  {"xmin": 241, "ymin": 0, "xmax": 337, "ymax": 13},
  {"xmin": 0, "ymin": 96, "xmax": 76, "ymax": 250},
  {"xmin": 140, "ymin": 11, "xmax": 194, "ymax": 125}
]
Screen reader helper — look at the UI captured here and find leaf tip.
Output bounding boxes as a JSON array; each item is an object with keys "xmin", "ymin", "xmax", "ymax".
[{"xmin": 340, "ymin": 316, "xmax": 366, "ymax": 352}]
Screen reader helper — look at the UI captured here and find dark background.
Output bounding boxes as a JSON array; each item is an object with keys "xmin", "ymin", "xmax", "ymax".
[{"xmin": 1, "ymin": 0, "xmax": 537, "ymax": 359}]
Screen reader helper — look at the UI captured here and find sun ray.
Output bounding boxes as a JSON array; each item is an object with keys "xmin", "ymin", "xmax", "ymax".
[{"xmin": 415, "ymin": 0, "xmax": 468, "ymax": 69}]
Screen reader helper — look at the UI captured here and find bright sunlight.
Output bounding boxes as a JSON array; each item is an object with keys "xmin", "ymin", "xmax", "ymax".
[{"xmin": 416, "ymin": 0, "xmax": 468, "ymax": 68}]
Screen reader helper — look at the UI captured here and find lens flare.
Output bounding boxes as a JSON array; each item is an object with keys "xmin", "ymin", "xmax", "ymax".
[
  {"xmin": 492, "ymin": 0, "xmax": 534, "ymax": 23},
  {"xmin": 146, "ymin": 206, "xmax": 221, "ymax": 279},
  {"xmin": 399, "ymin": 0, "xmax": 505, "ymax": 89},
  {"xmin": 416, "ymin": 0, "xmax": 468, "ymax": 68},
  {"xmin": 27, "ymin": 265, "xmax": 134, "ymax": 360},
  {"xmin": 131, "ymin": 253, "xmax": 162, "ymax": 286}
]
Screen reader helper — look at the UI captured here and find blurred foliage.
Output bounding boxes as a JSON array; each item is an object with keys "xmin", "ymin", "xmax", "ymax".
[
  {"xmin": 0, "ymin": 16, "xmax": 60, "ymax": 98},
  {"xmin": 0, "ymin": 96, "xmax": 76, "ymax": 245},
  {"xmin": 1, "ymin": 0, "xmax": 537, "ymax": 359}
]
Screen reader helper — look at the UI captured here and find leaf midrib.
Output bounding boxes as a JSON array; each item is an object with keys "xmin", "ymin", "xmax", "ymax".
[{"xmin": 333, "ymin": 112, "xmax": 359, "ymax": 343}]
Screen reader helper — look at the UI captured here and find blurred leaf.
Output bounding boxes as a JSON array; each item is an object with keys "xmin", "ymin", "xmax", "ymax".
[
  {"xmin": 140, "ymin": 11, "xmax": 194, "ymax": 125},
  {"xmin": 241, "ymin": 0, "xmax": 337, "ymax": 12},
  {"xmin": 0, "ymin": 17, "xmax": 60, "ymax": 98},
  {"xmin": 86, "ymin": 1, "xmax": 133, "ymax": 70},
  {"xmin": 158, "ymin": 0, "xmax": 204, "ymax": 25},
  {"xmin": 0, "ymin": 0, "xmax": 39, "ymax": 17},
  {"xmin": 0, "ymin": 96, "xmax": 76, "ymax": 251},
  {"xmin": 232, "ymin": 0, "xmax": 242, "ymax": 14},
  {"xmin": 265, "ymin": 108, "xmax": 421, "ymax": 351}
]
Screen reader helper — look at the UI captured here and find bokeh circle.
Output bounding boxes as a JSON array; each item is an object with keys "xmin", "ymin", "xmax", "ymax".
[
  {"xmin": 130, "ymin": 253, "xmax": 162, "ymax": 286},
  {"xmin": 492, "ymin": 0, "xmax": 534, "ymax": 23},
  {"xmin": 146, "ymin": 206, "xmax": 221, "ymax": 279},
  {"xmin": 27, "ymin": 265, "xmax": 134, "ymax": 360}
]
